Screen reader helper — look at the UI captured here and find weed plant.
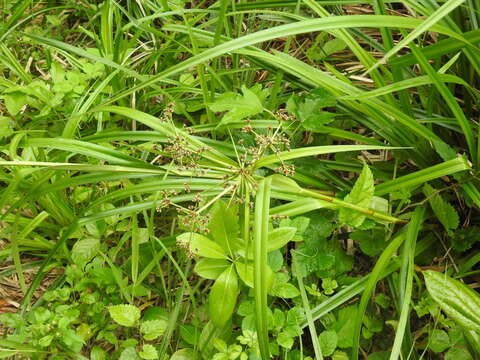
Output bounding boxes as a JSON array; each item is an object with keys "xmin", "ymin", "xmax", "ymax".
[{"xmin": 1, "ymin": 0, "xmax": 480, "ymax": 359}]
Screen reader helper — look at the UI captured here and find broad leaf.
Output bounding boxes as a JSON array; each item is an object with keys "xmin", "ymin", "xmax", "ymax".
[
  {"xmin": 350, "ymin": 229, "xmax": 386, "ymax": 256},
  {"xmin": 307, "ymin": 37, "xmax": 347, "ymax": 61},
  {"xmin": 428, "ymin": 329, "xmax": 450, "ymax": 352},
  {"xmin": 287, "ymin": 88, "xmax": 337, "ymax": 128},
  {"xmin": 235, "ymin": 262, "xmax": 255, "ymax": 288},
  {"xmin": 108, "ymin": 304, "xmax": 141, "ymax": 327},
  {"xmin": 423, "ymin": 184, "xmax": 459, "ymax": 236},
  {"xmin": 176, "ymin": 233, "xmax": 228, "ymax": 259},
  {"xmin": 445, "ymin": 347, "xmax": 473, "ymax": 360},
  {"xmin": 194, "ymin": 258, "xmax": 230, "ymax": 279},
  {"xmin": 333, "ymin": 305, "xmax": 357, "ymax": 348},
  {"xmin": 270, "ymin": 174, "xmax": 302, "ymax": 194},
  {"xmin": 71, "ymin": 237, "xmax": 100, "ymax": 266},
  {"xmin": 140, "ymin": 319, "xmax": 168, "ymax": 340},
  {"xmin": 3, "ymin": 92, "xmax": 27, "ymax": 115},
  {"xmin": 139, "ymin": 344, "xmax": 158, "ymax": 359},
  {"xmin": 267, "ymin": 227, "xmax": 296, "ymax": 252},
  {"xmin": 209, "ymin": 85, "xmax": 263, "ymax": 125},
  {"xmin": 277, "ymin": 332, "xmax": 294, "ymax": 349},
  {"xmin": 209, "ymin": 265, "xmax": 238, "ymax": 327},
  {"xmin": 318, "ymin": 330, "xmax": 338, "ymax": 356},
  {"xmin": 208, "ymin": 201, "xmax": 240, "ymax": 254},
  {"xmin": 424, "ymin": 270, "xmax": 480, "ymax": 331},
  {"xmin": 0, "ymin": 117, "xmax": 13, "ymax": 139},
  {"xmin": 339, "ymin": 164, "xmax": 374, "ymax": 227},
  {"xmin": 270, "ymin": 282, "xmax": 300, "ymax": 298},
  {"xmin": 170, "ymin": 349, "xmax": 199, "ymax": 360},
  {"xmin": 235, "ymin": 261, "xmax": 274, "ymax": 289},
  {"xmin": 119, "ymin": 347, "xmax": 140, "ymax": 360}
]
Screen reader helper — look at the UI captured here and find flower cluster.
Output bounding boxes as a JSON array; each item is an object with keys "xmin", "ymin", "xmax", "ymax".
[{"xmin": 178, "ymin": 212, "xmax": 211, "ymax": 234}]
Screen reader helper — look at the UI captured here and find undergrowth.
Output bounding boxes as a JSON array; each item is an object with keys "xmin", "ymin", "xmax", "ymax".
[{"xmin": 1, "ymin": 0, "xmax": 480, "ymax": 359}]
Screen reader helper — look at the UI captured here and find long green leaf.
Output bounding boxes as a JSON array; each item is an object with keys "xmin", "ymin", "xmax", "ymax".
[
  {"xmin": 254, "ymin": 178, "xmax": 272, "ymax": 359},
  {"xmin": 352, "ymin": 230, "xmax": 407, "ymax": 360},
  {"xmin": 254, "ymin": 145, "xmax": 394, "ymax": 169},
  {"xmin": 389, "ymin": 206, "xmax": 425, "ymax": 360},
  {"xmin": 375, "ymin": 156, "xmax": 470, "ymax": 196},
  {"xmin": 103, "ymin": 15, "xmax": 461, "ymax": 105},
  {"xmin": 365, "ymin": 0, "xmax": 468, "ymax": 74}
]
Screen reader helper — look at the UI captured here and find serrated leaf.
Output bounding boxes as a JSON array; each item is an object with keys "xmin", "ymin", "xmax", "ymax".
[
  {"xmin": 333, "ymin": 305, "xmax": 357, "ymax": 348},
  {"xmin": 428, "ymin": 329, "xmax": 450, "ymax": 352},
  {"xmin": 445, "ymin": 347, "xmax": 473, "ymax": 360},
  {"xmin": 139, "ymin": 344, "xmax": 158, "ymax": 360},
  {"xmin": 71, "ymin": 237, "xmax": 100, "ymax": 266},
  {"xmin": 119, "ymin": 347, "xmax": 140, "ymax": 360},
  {"xmin": 424, "ymin": 270, "xmax": 480, "ymax": 331},
  {"xmin": 350, "ymin": 229, "xmax": 386, "ymax": 256},
  {"xmin": 423, "ymin": 184, "xmax": 459, "ymax": 235},
  {"xmin": 277, "ymin": 332, "xmax": 294, "ymax": 349},
  {"xmin": 339, "ymin": 164, "xmax": 374, "ymax": 227},
  {"xmin": 3, "ymin": 92, "xmax": 27, "ymax": 115},
  {"xmin": 209, "ymin": 265, "xmax": 238, "ymax": 327},
  {"xmin": 332, "ymin": 351, "xmax": 349, "ymax": 360},
  {"xmin": 291, "ymin": 217, "xmax": 310, "ymax": 242},
  {"xmin": 303, "ymin": 112, "xmax": 337, "ymax": 130},
  {"xmin": 176, "ymin": 233, "xmax": 227, "ymax": 259},
  {"xmin": 108, "ymin": 304, "xmax": 141, "ymax": 327},
  {"xmin": 140, "ymin": 319, "xmax": 167, "ymax": 340},
  {"xmin": 142, "ymin": 307, "xmax": 168, "ymax": 321},
  {"xmin": 318, "ymin": 330, "xmax": 338, "ymax": 356},
  {"xmin": 452, "ymin": 226, "xmax": 480, "ymax": 252},
  {"xmin": 209, "ymin": 85, "xmax": 263, "ymax": 125},
  {"xmin": 170, "ymin": 349, "xmax": 199, "ymax": 360},
  {"xmin": 194, "ymin": 258, "xmax": 230, "ymax": 279}
]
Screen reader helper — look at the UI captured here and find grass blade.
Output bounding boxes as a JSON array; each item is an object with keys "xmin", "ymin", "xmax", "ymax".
[
  {"xmin": 297, "ymin": 273, "xmax": 323, "ymax": 360},
  {"xmin": 254, "ymin": 178, "xmax": 272, "ymax": 359},
  {"xmin": 365, "ymin": 0, "xmax": 468, "ymax": 75},
  {"xmin": 375, "ymin": 156, "xmax": 470, "ymax": 196},
  {"xmin": 352, "ymin": 229, "xmax": 408, "ymax": 360},
  {"xmin": 389, "ymin": 206, "xmax": 425, "ymax": 360}
]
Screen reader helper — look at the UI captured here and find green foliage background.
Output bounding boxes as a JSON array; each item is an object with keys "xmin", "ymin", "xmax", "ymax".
[{"xmin": 1, "ymin": 0, "xmax": 480, "ymax": 359}]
